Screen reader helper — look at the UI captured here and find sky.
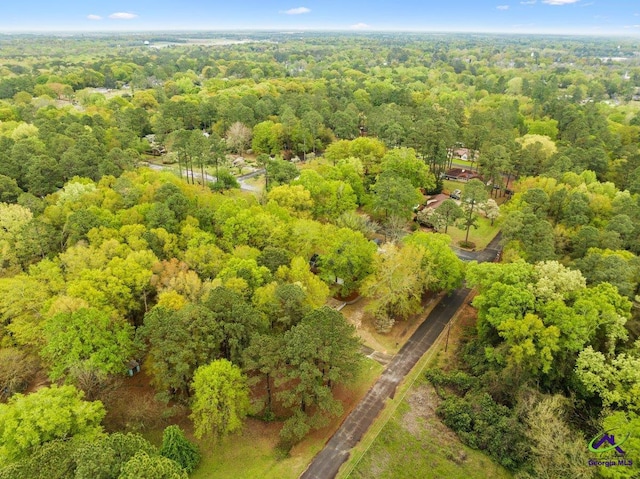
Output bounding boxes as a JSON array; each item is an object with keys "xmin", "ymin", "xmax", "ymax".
[{"xmin": 1, "ymin": 0, "xmax": 640, "ymax": 36}]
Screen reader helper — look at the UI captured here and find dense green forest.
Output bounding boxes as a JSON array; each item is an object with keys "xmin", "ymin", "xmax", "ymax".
[{"xmin": 0, "ymin": 32, "xmax": 640, "ymax": 478}]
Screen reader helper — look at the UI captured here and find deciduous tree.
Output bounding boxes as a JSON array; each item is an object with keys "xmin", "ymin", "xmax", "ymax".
[
  {"xmin": 361, "ymin": 243, "xmax": 426, "ymax": 332},
  {"xmin": 318, "ymin": 228, "xmax": 376, "ymax": 296},
  {"xmin": 521, "ymin": 395, "xmax": 594, "ymax": 479},
  {"xmin": 482, "ymin": 198, "xmax": 500, "ymax": 226},
  {"xmin": 41, "ymin": 307, "xmax": 136, "ymax": 382},
  {"xmin": 225, "ymin": 122, "xmax": 252, "ymax": 156},
  {"xmin": 575, "ymin": 344, "xmax": 640, "ymax": 413},
  {"xmin": 0, "ymin": 385, "xmax": 105, "ymax": 465},
  {"xmin": 380, "ymin": 147, "xmax": 435, "ymax": 190},
  {"xmin": 431, "ymin": 199, "xmax": 463, "ymax": 233},
  {"xmin": 294, "ymin": 170, "xmax": 357, "ymax": 220},
  {"xmin": 190, "ymin": 359, "xmax": 250, "ymax": 439},
  {"xmin": 73, "ymin": 432, "xmax": 158, "ymax": 479},
  {"xmin": 371, "ymin": 171, "xmax": 422, "ymax": 220}
]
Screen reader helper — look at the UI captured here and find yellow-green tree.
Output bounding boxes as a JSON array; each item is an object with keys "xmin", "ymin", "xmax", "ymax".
[
  {"xmin": 0, "ymin": 385, "xmax": 105, "ymax": 466},
  {"xmin": 190, "ymin": 359, "xmax": 250, "ymax": 439}
]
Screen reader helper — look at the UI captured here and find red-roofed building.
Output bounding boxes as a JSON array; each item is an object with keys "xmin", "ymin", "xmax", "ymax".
[{"xmin": 444, "ymin": 168, "xmax": 482, "ymax": 182}]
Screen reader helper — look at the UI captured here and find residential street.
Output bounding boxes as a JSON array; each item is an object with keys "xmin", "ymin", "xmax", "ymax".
[
  {"xmin": 299, "ymin": 236, "xmax": 501, "ymax": 479},
  {"xmin": 452, "ymin": 232, "xmax": 502, "ymax": 263},
  {"xmin": 299, "ymin": 287, "xmax": 473, "ymax": 479},
  {"xmin": 143, "ymin": 162, "xmax": 263, "ymax": 192}
]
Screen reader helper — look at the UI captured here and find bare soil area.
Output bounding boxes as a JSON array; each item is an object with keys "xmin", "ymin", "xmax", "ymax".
[{"xmin": 341, "ymin": 292, "xmax": 444, "ymax": 355}]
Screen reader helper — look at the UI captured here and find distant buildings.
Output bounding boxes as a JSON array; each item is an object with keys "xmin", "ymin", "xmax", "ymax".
[{"xmin": 448, "ymin": 147, "xmax": 479, "ymax": 161}]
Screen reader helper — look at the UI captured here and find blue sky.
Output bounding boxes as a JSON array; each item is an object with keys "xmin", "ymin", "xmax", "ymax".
[{"xmin": 1, "ymin": 0, "xmax": 639, "ymax": 35}]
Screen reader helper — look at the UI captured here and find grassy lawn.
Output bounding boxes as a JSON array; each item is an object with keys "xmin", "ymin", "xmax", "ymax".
[
  {"xmin": 188, "ymin": 357, "xmax": 384, "ymax": 479},
  {"xmin": 190, "ymin": 422, "xmax": 305, "ymax": 479},
  {"xmin": 445, "ymin": 215, "xmax": 501, "ymax": 250},
  {"xmin": 343, "ymin": 384, "xmax": 513, "ymax": 479},
  {"xmin": 448, "ymin": 159, "xmax": 479, "ymax": 170},
  {"xmin": 441, "ymin": 179, "xmax": 463, "ymax": 196},
  {"xmin": 436, "ymin": 179, "xmax": 502, "ymax": 249},
  {"xmin": 338, "ymin": 299, "xmax": 513, "ymax": 479}
]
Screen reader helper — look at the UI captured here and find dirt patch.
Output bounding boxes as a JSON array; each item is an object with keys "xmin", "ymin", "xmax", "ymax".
[
  {"xmin": 23, "ymin": 369, "xmax": 51, "ymax": 394},
  {"xmin": 342, "ymin": 292, "xmax": 444, "ymax": 355},
  {"xmin": 402, "ymin": 385, "xmax": 450, "ymax": 439},
  {"xmin": 402, "ymin": 384, "xmax": 467, "ymax": 465},
  {"xmin": 101, "ymin": 370, "xmax": 186, "ymax": 434},
  {"xmin": 369, "ymin": 449, "xmax": 391, "ymax": 477}
]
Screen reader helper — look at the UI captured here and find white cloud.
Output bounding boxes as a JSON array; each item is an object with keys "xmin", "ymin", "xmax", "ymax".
[
  {"xmin": 87, "ymin": 14, "xmax": 102, "ymax": 20},
  {"xmin": 520, "ymin": 1, "xmax": 536, "ymax": 4},
  {"xmin": 108, "ymin": 12, "xmax": 138, "ymax": 20},
  {"xmin": 281, "ymin": 7, "xmax": 311, "ymax": 15},
  {"xmin": 350, "ymin": 23, "xmax": 371, "ymax": 29},
  {"xmin": 542, "ymin": 0, "xmax": 580, "ymax": 5},
  {"xmin": 497, "ymin": 5, "xmax": 510, "ymax": 10}
]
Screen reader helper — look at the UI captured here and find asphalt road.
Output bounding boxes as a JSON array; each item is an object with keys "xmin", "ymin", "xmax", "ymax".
[
  {"xmin": 143, "ymin": 162, "xmax": 264, "ymax": 192},
  {"xmin": 299, "ymin": 286, "xmax": 473, "ymax": 479},
  {"xmin": 300, "ymin": 235, "xmax": 501, "ymax": 479},
  {"xmin": 452, "ymin": 231, "xmax": 502, "ymax": 262}
]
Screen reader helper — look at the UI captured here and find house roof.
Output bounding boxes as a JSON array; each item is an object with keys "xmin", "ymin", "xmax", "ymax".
[
  {"xmin": 445, "ymin": 168, "xmax": 481, "ymax": 180},
  {"xmin": 448, "ymin": 147, "xmax": 479, "ymax": 159}
]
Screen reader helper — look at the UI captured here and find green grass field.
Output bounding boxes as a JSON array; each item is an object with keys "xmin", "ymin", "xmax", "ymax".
[
  {"xmin": 344, "ymin": 380, "xmax": 513, "ymax": 479},
  {"xmin": 445, "ymin": 215, "xmax": 501, "ymax": 250},
  {"xmin": 191, "ymin": 423, "xmax": 307, "ymax": 479},
  {"xmin": 441, "ymin": 179, "xmax": 461, "ymax": 195}
]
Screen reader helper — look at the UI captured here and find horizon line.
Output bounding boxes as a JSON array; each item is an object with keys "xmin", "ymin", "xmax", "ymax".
[{"xmin": 1, "ymin": 28, "xmax": 640, "ymax": 38}]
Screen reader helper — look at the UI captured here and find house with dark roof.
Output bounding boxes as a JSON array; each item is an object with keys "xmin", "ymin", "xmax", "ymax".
[{"xmin": 443, "ymin": 168, "xmax": 482, "ymax": 182}]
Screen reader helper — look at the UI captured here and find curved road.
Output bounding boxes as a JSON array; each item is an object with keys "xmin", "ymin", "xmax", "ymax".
[
  {"xmin": 452, "ymin": 231, "xmax": 502, "ymax": 263},
  {"xmin": 300, "ymin": 237, "xmax": 501, "ymax": 479},
  {"xmin": 142, "ymin": 162, "xmax": 263, "ymax": 192}
]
